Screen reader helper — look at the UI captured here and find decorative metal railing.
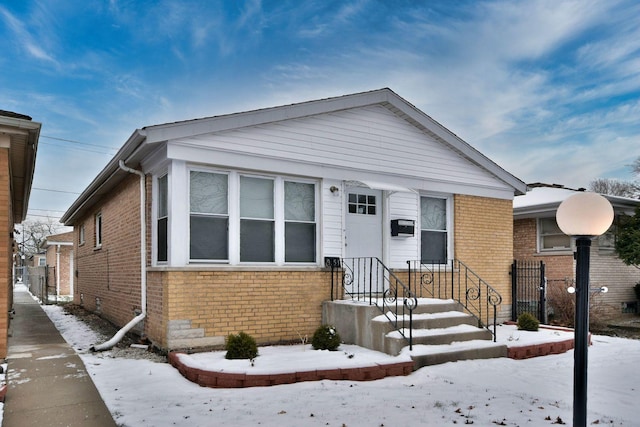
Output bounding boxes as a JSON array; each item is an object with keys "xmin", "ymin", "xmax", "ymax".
[
  {"xmin": 406, "ymin": 260, "xmax": 502, "ymax": 342},
  {"xmin": 326, "ymin": 257, "xmax": 418, "ymax": 350}
]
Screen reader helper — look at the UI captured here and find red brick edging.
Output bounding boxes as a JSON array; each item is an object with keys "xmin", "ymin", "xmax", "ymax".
[
  {"xmin": 169, "ymin": 352, "xmax": 415, "ymax": 388},
  {"xmin": 504, "ymin": 323, "xmax": 590, "ymax": 360}
]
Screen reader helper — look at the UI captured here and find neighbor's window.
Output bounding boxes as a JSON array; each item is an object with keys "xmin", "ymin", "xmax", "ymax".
[
  {"xmin": 157, "ymin": 174, "xmax": 168, "ymax": 262},
  {"xmin": 598, "ymin": 215, "xmax": 618, "ymax": 252},
  {"xmin": 420, "ymin": 196, "xmax": 447, "ymax": 263},
  {"xmin": 38, "ymin": 257, "xmax": 46, "ymax": 266},
  {"xmin": 539, "ymin": 217, "xmax": 571, "ymax": 251},
  {"xmin": 95, "ymin": 212, "xmax": 102, "ymax": 248},
  {"xmin": 79, "ymin": 224, "xmax": 85, "ymax": 245},
  {"xmin": 284, "ymin": 181, "xmax": 316, "ymax": 262},
  {"xmin": 240, "ymin": 176, "xmax": 274, "ymax": 262},
  {"xmin": 190, "ymin": 171, "xmax": 229, "ymax": 261}
]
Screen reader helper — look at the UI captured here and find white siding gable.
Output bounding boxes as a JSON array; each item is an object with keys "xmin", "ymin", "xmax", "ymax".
[{"xmin": 168, "ymin": 105, "xmax": 514, "ymax": 200}]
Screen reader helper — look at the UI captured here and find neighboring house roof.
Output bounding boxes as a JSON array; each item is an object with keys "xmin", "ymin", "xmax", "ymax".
[
  {"xmin": 61, "ymin": 88, "xmax": 527, "ymax": 225},
  {"xmin": 44, "ymin": 231, "xmax": 74, "ymax": 247},
  {"xmin": 0, "ymin": 110, "xmax": 40, "ymax": 223},
  {"xmin": 514, "ymin": 184, "xmax": 640, "ymax": 219}
]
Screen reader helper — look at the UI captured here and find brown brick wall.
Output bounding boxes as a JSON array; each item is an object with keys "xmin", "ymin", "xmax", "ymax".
[
  {"xmin": 513, "ymin": 218, "xmax": 574, "ymax": 282},
  {"xmin": 453, "ymin": 195, "xmax": 514, "ymax": 320},
  {"xmin": 0, "ymin": 148, "xmax": 10, "ymax": 358},
  {"xmin": 73, "ymin": 174, "xmax": 143, "ymax": 328}
]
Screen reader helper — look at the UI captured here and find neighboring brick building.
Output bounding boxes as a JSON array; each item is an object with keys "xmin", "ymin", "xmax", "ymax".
[
  {"xmin": 513, "ymin": 184, "xmax": 640, "ymax": 321},
  {"xmin": 61, "ymin": 89, "xmax": 526, "ymax": 352},
  {"xmin": 0, "ymin": 110, "xmax": 40, "ymax": 358},
  {"xmin": 44, "ymin": 231, "xmax": 74, "ymax": 299}
]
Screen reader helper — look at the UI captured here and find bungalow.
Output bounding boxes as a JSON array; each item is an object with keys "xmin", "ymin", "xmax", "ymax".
[
  {"xmin": 0, "ymin": 110, "xmax": 40, "ymax": 358},
  {"xmin": 513, "ymin": 183, "xmax": 640, "ymax": 322},
  {"xmin": 61, "ymin": 88, "xmax": 526, "ymax": 352}
]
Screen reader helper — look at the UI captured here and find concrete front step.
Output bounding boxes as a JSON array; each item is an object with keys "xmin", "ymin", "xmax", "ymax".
[
  {"xmin": 375, "ymin": 310, "xmax": 478, "ymax": 330},
  {"xmin": 384, "ymin": 324, "xmax": 493, "ymax": 355},
  {"xmin": 403, "ymin": 340, "xmax": 508, "ymax": 369}
]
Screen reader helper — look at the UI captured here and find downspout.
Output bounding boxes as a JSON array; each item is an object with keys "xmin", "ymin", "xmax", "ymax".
[
  {"xmin": 55, "ymin": 244, "xmax": 61, "ymax": 296},
  {"xmin": 91, "ymin": 160, "xmax": 147, "ymax": 351}
]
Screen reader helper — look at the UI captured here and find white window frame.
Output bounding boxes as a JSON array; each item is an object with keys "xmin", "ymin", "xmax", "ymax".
[
  {"xmin": 419, "ymin": 194, "xmax": 453, "ymax": 264},
  {"xmin": 156, "ymin": 173, "xmax": 169, "ymax": 263},
  {"xmin": 538, "ymin": 217, "xmax": 572, "ymax": 252},
  {"xmin": 79, "ymin": 224, "xmax": 85, "ymax": 246},
  {"xmin": 95, "ymin": 212, "xmax": 102, "ymax": 249},
  {"xmin": 185, "ymin": 167, "xmax": 319, "ymax": 266}
]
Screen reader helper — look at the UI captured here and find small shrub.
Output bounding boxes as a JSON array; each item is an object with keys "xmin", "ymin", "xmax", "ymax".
[
  {"xmin": 225, "ymin": 331, "xmax": 258, "ymax": 360},
  {"xmin": 517, "ymin": 312, "xmax": 540, "ymax": 331},
  {"xmin": 311, "ymin": 325, "xmax": 341, "ymax": 351}
]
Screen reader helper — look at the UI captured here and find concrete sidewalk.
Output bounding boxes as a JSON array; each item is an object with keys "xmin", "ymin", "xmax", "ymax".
[{"xmin": 2, "ymin": 288, "xmax": 116, "ymax": 427}]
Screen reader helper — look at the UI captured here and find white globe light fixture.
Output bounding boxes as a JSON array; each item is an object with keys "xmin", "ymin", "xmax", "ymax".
[
  {"xmin": 556, "ymin": 192, "xmax": 614, "ymax": 237},
  {"xmin": 556, "ymin": 192, "xmax": 614, "ymax": 427}
]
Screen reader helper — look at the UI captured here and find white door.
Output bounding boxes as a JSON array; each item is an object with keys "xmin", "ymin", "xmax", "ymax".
[{"xmin": 345, "ymin": 186, "xmax": 383, "ymax": 294}]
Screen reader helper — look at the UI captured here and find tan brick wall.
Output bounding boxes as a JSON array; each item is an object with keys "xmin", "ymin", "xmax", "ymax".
[
  {"xmin": 454, "ymin": 195, "xmax": 514, "ymax": 321},
  {"xmin": 154, "ymin": 269, "xmax": 331, "ymax": 350},
  {"xmin": 73, "ymin": 174, "xmax": 144, "ymax": 328},
  {"xmin": 0, "ymin": 148, "xmax": 10, "ymax": 358}
]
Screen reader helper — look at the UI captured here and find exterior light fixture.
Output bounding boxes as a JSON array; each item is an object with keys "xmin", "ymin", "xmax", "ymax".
[{"xmin": 556, "ymin": 192, "xmax": 614, "ymax": 427}]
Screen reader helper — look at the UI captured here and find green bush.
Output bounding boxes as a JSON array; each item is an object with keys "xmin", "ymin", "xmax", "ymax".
[
  {"xmin": 517, "ymin": 312, "xmax": 540, "ymax": 331},
  {"xmin": 311, "ymin": 325, "xmax": 341, "ymax": 351},
  {"xmin": 225, "ymin": 331, "xmax": 258, "ymax": 360},
  {"xmin": 634, "ymin": 282, "xmax": 640, "ymax": 301}
]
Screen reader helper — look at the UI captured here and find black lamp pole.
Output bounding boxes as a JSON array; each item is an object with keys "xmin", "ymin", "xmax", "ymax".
[{"xmin": 573, "ymin": 236, "xmax": 591, "ymax": 427}]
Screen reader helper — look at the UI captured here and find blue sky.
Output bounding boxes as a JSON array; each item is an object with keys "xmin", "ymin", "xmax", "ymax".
[{"xmin": 2, "ymin": 0, "xmax": 639, "ymax": 222}]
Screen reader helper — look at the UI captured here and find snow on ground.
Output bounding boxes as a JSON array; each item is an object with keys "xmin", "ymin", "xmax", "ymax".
[{"xmin": 39, "ymin": 304, "xmax": 640, "ymax": 426}]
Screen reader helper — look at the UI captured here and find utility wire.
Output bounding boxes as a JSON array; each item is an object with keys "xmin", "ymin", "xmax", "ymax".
[
  {"xmin": 40, "ymin": 135, "xmax": 119, "ymax": 151},
  {"xmin": 32, "ymin": 187, "xmax": 80, "ymax": 195}
]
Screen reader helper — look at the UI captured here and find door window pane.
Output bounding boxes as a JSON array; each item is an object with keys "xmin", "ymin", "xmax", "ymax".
[
  {"xmin": 421, "ymin": 197, "xmax": 446, "ymax": 230},
  {"xmin": 421, "ymin": 230, "xmax": 447, "ymax": 263}
]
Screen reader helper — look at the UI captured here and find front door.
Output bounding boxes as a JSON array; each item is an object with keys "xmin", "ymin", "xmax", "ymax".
[{"xmin": 345, "ymin": 186, "xmax": 383, "ymax": 294}]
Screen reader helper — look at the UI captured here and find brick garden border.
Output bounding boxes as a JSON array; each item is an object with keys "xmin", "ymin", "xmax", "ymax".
[
  {"xmin": 168, "ymin": 352, "xmax": 415, "ymax": 388},
  {"xmin": 504, "ymin": 322, "xmax": 589, "ymax": 360}
]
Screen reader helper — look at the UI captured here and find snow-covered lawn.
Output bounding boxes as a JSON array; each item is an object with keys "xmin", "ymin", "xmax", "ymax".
[{"xmin": 33, "ymin": 305, "xmax": 640, "ymax": 425}]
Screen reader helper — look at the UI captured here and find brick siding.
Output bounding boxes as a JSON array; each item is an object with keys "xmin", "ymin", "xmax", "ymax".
[
  {"xmin": 0, "ymin": 148, "xmax": 10, "ymax": 358},
  {"xmin": 454, "ymin": 195, "xmax": 514, "ymax": 322}
]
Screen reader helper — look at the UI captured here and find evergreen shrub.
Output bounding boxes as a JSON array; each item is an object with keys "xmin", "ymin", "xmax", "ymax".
[
  {"xmin": 225, "ymin": 331, "xmax": 258, "ymax": 360},
  {"xmin": 311, "ymin": 325, "xmax": 341, "ymax": 351},
  {"xmin": 517, "ymin": 312, "xmax": 540, "ymax": 331}
]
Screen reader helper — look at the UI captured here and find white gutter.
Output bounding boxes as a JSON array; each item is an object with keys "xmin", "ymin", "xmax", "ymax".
[{"xmin": 91, "ymin": 160, "xmax": 147, "ymax": 351}]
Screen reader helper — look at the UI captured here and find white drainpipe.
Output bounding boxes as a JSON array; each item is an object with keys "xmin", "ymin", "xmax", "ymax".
[
  {"xmin": 55, "ymin": 245, "xmax": 61, "ymax": 296},
  {"xmin": 91, "ymin": 160, "xmax": 147, "ymax": 351}
]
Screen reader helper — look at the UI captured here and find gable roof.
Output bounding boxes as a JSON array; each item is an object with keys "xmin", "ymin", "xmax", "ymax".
[
  {"xmin": 0, "ymin": 111, "xmax": 40, "ymax": 223},
  {"xmin": 61, "ymin": 88, "xmax": 526, "ymax": 225},
  {"xmin": 514, "ymin": 184, "xmax": 640, "ymax": 218}
]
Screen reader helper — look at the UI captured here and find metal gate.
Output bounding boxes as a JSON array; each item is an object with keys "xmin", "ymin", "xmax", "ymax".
[{"xmin": 511, "ymin": 260, "xmax": 546, "ymax": 323}]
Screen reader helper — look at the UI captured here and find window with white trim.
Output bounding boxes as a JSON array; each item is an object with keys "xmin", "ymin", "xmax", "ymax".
[
  {"xmin": 190, "ymin": 171, "xmax": 229, "ymax": 261},
  {"xmin": 284, "ymin": 181, "xmax": 316, "ymax": 262},
  {"xmin": 539, "ymin": 217, "xmax": 571, "ymax": 251},
  {"xmin": 240, "ymin": 176, "xmax": 275, "ymax": 262},
  {"xmin": 420, "ymin": 196, "xmax": 448, "ymax": 263},
  {"xmin": 187, "ymin": 169, "xmax": 317, "ymax": 264},
  {"xmin": 157, "ymin": 174, "xmax": 168, "ymax": 262},
  {"xmin": 95, "ymin": 212, "xmax": 102, "ymax": 248},
  {"xmin": 79, "ymin": 224, "xmax": 85, "ymax": 246}
]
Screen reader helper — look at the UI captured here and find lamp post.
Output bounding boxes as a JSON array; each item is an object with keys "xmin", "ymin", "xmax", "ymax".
[{"xmin": 556, "ymin": 192, "xmax": 614, "ymax": 427}]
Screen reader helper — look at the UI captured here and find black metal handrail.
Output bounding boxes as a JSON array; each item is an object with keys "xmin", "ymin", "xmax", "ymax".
[
  {"xmin": 326, "ymin": 257, "xmax": 418, "ymax": 350},
  {"xmin": 407, "ymin": 259, "xmax": 502, "ymax": 342}
]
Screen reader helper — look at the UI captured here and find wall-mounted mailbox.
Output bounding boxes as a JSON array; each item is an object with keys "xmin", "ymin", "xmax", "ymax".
[{"xmin": 391, "ymin": 219, "xmax": 415, "ymax": 237}]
